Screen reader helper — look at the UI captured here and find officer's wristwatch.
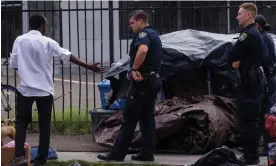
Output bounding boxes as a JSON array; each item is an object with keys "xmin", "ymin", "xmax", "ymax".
[{"xmin": 127, "ymin": 68, "xmax": 137, "ymax": 75}]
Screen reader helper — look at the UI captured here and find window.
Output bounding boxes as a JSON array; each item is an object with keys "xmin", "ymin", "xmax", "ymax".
[{"xmin": 1, "ymin": 1, "xmax": 22, "ymax": 58}]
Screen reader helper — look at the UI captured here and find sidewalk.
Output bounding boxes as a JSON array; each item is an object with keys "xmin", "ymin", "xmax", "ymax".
[{"xmin": 56, "ymin": 152, "xmax": 269, "ymax": 166}]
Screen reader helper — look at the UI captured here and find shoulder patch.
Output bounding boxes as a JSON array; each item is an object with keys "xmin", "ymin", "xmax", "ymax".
[
  {"xmin": 138, "ymin": 32, "xmax": 147, "ymax": 39},
  {"xmin": 239, "ymin": 32, "xmax": 247, "ymax": 41}
]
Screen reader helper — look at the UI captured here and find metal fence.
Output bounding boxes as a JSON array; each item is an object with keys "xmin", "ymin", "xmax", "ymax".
[{"xmin": 1, "ymin": 1, "xmax": 276, "ymax": 125}]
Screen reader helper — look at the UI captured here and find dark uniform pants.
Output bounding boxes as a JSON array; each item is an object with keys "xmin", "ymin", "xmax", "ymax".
[
  {"xmin": 260, "ymin": 76, "xmax": 276, "ymax": 154},
  {"xmin": 110, "ymin": 77, "xmax": 160, "ymax": 157},
  {"xmin": 15, "ymin": 93, "xmax": 53, "ymax": 163},
  {"xmin": 238, "ymin": 101, "xmax": 261, "ymax": 160}
]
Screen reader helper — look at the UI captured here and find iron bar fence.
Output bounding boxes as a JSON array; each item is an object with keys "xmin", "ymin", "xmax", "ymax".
[{"xmin": 1, "ymin": 0, "xmax": 276, "ymax": 128}]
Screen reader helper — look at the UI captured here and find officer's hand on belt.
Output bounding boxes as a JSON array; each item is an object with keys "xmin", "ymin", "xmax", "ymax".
[
  {"xmin": 132, "ymin": 70, "xmax": 143, "ymax": 81},
  {"xmin": 232, "ymin": 61, "xmax": 241, "ymax": 69},
  {"xmin": 127, "ymin": 68, "xmax": 143, "ymax": 81}
]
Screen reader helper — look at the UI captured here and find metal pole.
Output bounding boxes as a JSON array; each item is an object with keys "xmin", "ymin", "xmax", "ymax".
[
  {"xmin": 109, "ymin": 1, "xmax": 114, "ymax": 66},
  {"xmin": 227, "ymin": 0, "xmax": 231, "ymax": 33}
]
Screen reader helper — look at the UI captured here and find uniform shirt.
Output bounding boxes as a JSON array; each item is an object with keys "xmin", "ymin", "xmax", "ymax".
[
  {"xmin": 228, "ymin": 23, "xmax": 265, "ymax": 70},
  {"xmin": 9, "ymin": 30, "xmax": 72, "ymax": 97},
  {"xmin": 228, "ymin": 23, "xmax": 267, "ymax": 102},
  {"xmin": 129, "ymin": 26, "xmax": 162, "ymax": 74}
]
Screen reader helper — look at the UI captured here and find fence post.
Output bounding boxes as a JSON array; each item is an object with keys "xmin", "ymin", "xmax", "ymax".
[
  {"xmin": 109, "ymin": 1, "xmax": 114, "ymax": 66},
  {"xmin": 227, "ymin": 0, "xmax": 231, "ymax": 34}
]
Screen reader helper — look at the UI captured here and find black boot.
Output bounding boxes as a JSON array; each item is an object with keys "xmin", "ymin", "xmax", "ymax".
[
  {"xmin": 97, "ymin": 152, "xmax": 124, "ymax": 161},
  {"xmin": 131, "ymin": 153, "xmax": 154, "ymax": 161}
]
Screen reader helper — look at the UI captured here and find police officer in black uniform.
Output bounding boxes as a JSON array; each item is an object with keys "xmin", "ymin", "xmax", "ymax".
[
  {"xmin": 97, "ymin": 10, "xmax": 162, "ymax": 162},
  {"xmin": 255, "ymin": 14, "xmax": 276, "ymax": 156},
  {"xmin": 228, "ymin": 3, "xmax": 266, "ymax": 165},
  {"xmin": 256, "ymin": 14, "xmax": 276, "ymax": 115}
]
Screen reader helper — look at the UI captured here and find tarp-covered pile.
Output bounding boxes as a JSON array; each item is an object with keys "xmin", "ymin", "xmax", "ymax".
[
  {"xmin": 94, "ymin": 95, "xmax": 238, "ymax": 154},
  {"xmin": 94, "ymin": 29, "xmax": 276, "ymax": 154}
]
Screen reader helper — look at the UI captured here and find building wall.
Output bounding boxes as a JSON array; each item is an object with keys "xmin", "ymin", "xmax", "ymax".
[{"xmin": 60, "ymin": 1, "xmax": 131, "ymax": 67}]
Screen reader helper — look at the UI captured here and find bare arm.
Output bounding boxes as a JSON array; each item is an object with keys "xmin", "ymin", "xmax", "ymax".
[
  {"xmin": 50, "ymin": 39, "xmax": 104, "ymax": 74},
  {"xmin": 132, "ymin": 45, "xmax": 148, "ymax": 70},
  {"xmin": 69, "ymin": 55, "xmax": 104, "ymax": 74}
]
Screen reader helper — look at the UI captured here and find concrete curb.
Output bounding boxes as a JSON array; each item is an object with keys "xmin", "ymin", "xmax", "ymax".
[{"xmin": 55, "ymin": 152, "xmax": 268, "ymax": 166}]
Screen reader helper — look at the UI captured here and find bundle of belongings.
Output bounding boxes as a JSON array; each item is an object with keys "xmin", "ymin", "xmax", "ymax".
[
  {"xmin": 265, "ymin": 104, "xmax": 276, "ymax": 165},
  {"xmin": 94, "ymin": 29, "xmax": 276, "ymax": 155},
  {"xmin": 191, "ymin": 146, "xmax": 245, "ymax": 166},
  {"xmin": 94, "ymin": 95, "xmax": 238, "ymax": 154}
]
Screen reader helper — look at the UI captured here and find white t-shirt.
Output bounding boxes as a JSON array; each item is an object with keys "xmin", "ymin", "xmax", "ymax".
[{"xmin": 9, "ymin": 30, "xmax": 71, "ymax": 97}]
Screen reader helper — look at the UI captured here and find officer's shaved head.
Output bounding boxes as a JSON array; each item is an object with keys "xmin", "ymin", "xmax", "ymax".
[
  {"xmin": 129, "ymin": 10, "xmax": 148, "ymax": 23},
  {"xmin": 239, "ymin": 3, "xmax": 257, "ymax": 19},
  {"xmin": 237, "ymin": 3, "xmax": 257, "ymax": 27}
]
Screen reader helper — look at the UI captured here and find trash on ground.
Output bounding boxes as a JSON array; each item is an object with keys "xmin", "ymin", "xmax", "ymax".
[{"xmin": 191, "ymin": 145, "xmax": 244, "ymax": 166}]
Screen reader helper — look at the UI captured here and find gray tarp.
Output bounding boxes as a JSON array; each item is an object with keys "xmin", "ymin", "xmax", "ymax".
[{"xmin": 107, "ymin": 29, "xmax": 276, "ymax": 79}]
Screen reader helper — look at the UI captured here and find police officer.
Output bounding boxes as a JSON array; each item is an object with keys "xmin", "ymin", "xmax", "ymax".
[
  {"xmin": 228, "ymin": 3, "xmax": 266, "ymax": 165},
  {"xmin": 97, "ymin": 10, "xmax": 162, "ymax": 161},
  {"xmin": 255, "ymin": 14, "xmax": 276, "ymax": 156},
  {"xmin": 256, "ymin": 15, "xmax": 276, "ymax": 114}
]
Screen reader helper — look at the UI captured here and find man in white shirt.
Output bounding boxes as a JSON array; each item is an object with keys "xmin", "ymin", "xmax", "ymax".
[{"xmin": 8, "ymin": 14, "xmax": 104, "ymax": 166}]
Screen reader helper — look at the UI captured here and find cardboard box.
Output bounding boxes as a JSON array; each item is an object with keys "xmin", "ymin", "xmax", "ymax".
[{"xmin": 1, "ymin": 146, "xmax": 31, "ymax": 166}]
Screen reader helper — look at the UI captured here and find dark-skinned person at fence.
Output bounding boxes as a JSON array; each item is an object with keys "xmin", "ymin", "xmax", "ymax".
[
  {"xmin": 227, "ymin": 3, "xmax": 266, "ymax": 165},
  {"xmin": 97, "ymin": 10, "xmax": 162, "ymax": 162},
  {"xmin": 255, "ymin": 14, "xmax": 276, "ymax": 156},
  {"xmin": 8, "ymin": 14, "xmax": 104, "ymax": 166}
]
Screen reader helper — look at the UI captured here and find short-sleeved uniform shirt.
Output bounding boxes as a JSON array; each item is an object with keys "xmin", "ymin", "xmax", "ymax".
[{"xmin": 129, "ymin": 26, "xmax": 162, "ymax": 74}]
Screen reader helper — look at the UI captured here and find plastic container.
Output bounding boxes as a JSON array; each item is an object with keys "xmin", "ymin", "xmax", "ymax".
[{"xmin": 97, "ymin": 79, "xmax": 125, "ymax": 110}]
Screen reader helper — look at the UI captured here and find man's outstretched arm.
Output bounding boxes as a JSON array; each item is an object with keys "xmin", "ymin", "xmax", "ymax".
[
  {"xmin": 51, "ymin": 39, "xmax": 104, "ymax": 74},
  {"xmin": 69, "ymin": 55, "xmax": 104, "ymax": 74}
]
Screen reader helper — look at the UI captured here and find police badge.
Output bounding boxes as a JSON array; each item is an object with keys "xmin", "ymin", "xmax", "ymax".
[
  {"xmin": 139, "ymin": 32, "xmax": 147, "ymax": 38},
  {"xmin": 239, "ymin": 32, "xmax": 247, "ymax": 41}
]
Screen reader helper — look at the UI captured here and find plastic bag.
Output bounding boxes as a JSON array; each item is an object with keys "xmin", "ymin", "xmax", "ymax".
[
  {"xmin": 31, "ymin": 146, "xmax": 58, "ymax": 162},
  {"xmin": 192, "ymin": 145, "xmax": 244, "ymax": 166}
]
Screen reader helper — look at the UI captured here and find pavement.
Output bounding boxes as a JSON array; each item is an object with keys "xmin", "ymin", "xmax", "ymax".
[
  {"xmin": 25, "ymin": 133, "xmax": 108, "ymax": 152},
  {"xmin": 56, "ymin": 152, "xmax": 269, "ymax": 166},
  {"xmin": 19, "ymin": 133, "xmax": 270, "ymax": 166}
]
